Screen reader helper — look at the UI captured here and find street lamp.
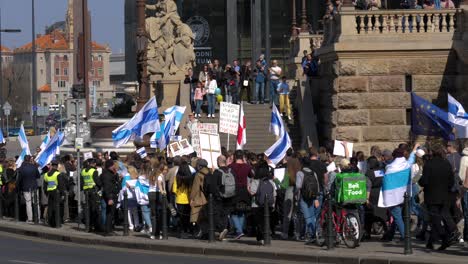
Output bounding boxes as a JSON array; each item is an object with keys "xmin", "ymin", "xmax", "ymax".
[{"xmin": 0, "ymin": 9, "xmax": 21, "ymax": 132}]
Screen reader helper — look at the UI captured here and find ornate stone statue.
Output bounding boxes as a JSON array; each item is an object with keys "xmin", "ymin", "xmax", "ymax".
[{"xmin": 146, "ymin": 0, "xmax": 195, "ymax": 80}]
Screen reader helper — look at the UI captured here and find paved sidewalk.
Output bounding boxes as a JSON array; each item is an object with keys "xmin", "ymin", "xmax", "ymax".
[{"xmin": 0, "ymin": 219, "xmax": 467, "ymax": 264}]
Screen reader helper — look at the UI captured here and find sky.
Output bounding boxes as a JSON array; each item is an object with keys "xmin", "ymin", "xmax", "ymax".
[{"xmin": 0, "ymin": 0, "xmax": 125, "ymax": 53}]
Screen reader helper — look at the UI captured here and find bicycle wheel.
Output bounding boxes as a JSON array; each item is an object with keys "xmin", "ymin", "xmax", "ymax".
[
  {"xmin": 315, "ymin": 213, "xmax": 326, "ymax": 247},
  {"xmin": 342, "ymin": 213, "xmax": 361, "ymax": 248}
]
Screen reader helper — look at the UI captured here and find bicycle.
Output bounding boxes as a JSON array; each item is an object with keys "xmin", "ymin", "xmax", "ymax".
[{"xmin": 315, "ymin": 192, "xmax": 361, "ymax": 248}]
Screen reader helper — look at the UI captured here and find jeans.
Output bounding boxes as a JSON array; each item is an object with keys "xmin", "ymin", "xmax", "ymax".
[
  {"xmin": 195, "ymin": 100, "xmax": 203, "ymax": 115},
  {"xmin": 462, "ymin": 192, "xmax": 468, "ymax": 240},
  {"xmin": 255, "ymin": 81, "xmax": 265, "ymax": 103},
  {"xmin": 224, "ymin": 85, "xmax": 232, "ymax": 103},
  {"xmin": 299, "ymin": 196, "xmax": 322, "ymax": 238},
  {"xmin": 190, "ymin": 89, "xmax": 195, "ymax": 113},
  {"xmin": 23, "ymin": 190, "xmax": 40, "ymax": 222},
  {"xmin": 230, "ymin": 85, "xmax": 239, "ymax": 104},
  {"xmin": 411, "ymin": 184, "xmax": 421, "ymax": 219},
  {"xmin": 231, "ymin": 213, "xmax": 245, "ymax": 235},
  {"xmin": 207, "ymin": 94, "xmax": 215, "ymax": 115},
  {"xmin": 282, "ymin": 186, "xmax": 295, "ymax": 236},
  {"xmin": 101, "ymin": 199, "xmax": 107, "ymax": 226},
  {"xmin": 390, "ymin": 205, "xmax": 405, "ymax": 239},
  {"xmin": 141, "ymin": 204, "xmax": 151, "ymax": 228},
  {"xmin": 270, "ymin": 79, "xmax": 279, "ymax": 106}
]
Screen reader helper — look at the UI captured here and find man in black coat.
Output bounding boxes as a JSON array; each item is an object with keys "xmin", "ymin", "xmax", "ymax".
[
  {"xmin": 17, "ymin": 155, "xmax": 41, "ymax": 223},
  {"xmin": 100, "ymin": 159, "xmax": 120, "ymax": 236},
  {"xmin": 419, "ymin": 143, "xmax": 461, "ymax": 250}
]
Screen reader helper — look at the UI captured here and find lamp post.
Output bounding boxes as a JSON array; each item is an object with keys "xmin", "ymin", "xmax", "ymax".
[
  {"xmin": 32, "ymin": 0, "xmax": 38, "ymax": 135},
  {"xmin": 136, "ymin": 0, "xmax": 149, "ymax": 111},
  {"xmin": 0, "ymin": 9, "xmax": 21, "ymax": 132}
]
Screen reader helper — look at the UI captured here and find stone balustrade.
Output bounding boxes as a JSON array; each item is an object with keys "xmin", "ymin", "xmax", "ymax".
[{"xmin": 322, "ymin": 8, "xmax": 464, "ymax": 48}]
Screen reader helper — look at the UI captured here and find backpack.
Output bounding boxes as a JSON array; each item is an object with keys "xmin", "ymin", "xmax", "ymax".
[
  {"xmin": 219, "ymin": 168, "xmax": 236, "ymax": 198},
  {"xmin": 301, "ymin": 167, "xmax": 321, "ymax": 203},
  {"xmin": 256, "ymin": 178, "xmax": 274, "ymax": 207}
]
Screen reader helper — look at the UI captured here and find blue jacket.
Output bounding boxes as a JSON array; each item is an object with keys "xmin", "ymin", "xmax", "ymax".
[{"xmin": 17, "ymin": 162, "xmax": 41, "ymax": 191}]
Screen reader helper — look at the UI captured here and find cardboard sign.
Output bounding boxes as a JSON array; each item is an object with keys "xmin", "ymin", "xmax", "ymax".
[
  {"xmin": 191, "ymin": 123, "xmax": 218, "ymax": 157},
  {"xmin": 179, "ymin": 139, "xmax": 194, "ymax": 155},
  {"xmin": 169, "ymin": 142, "xmax": 184, "ymax": 157},
  {"xmin": 333, "ymin": 140, "xmax": 354, "ymax": 157},
  {"xmin": 327, "ymin": 162, "xmax": 337, "ymax": 173},
  {"xmin": 199, "ymin": 132, "xmax": 222, "ymax": 169},
  {"xmin": 83, "ymin": 152, "xmax": 93, "ymax": 160},
  {"xmin": 274, "ymin": 168, "xmax": 286, "ymax": 182},
  {"xmin": 219, "ymin": 102, "xmax": 240, "ymax": 135}
]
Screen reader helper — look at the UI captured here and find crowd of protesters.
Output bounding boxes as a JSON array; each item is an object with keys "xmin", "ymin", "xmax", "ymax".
[
  {"xmin": 1, "ymin": 140, "xmax": 467, "ymax": 250},
  {"xmin": 183, "ymin": 54, "xmax": 320, "ymax": 121}
]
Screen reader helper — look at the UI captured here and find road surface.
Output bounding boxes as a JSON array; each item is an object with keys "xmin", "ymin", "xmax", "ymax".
[{"xmin": 0, "ymin": 232, "xmax": 293, "ymax": 264}]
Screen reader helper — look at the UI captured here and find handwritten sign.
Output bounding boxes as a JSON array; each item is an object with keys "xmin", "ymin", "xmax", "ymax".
[
  {"xmin": 219, "ymin": 102, "xmax": 240, "ymax": 135},
  {"xmin": 191, "ymin": 123, "xmax": 218, "ymax": 157},
  {"xmin": 199, "ymin": 132, "xmax": 222, "ymax": 169}
]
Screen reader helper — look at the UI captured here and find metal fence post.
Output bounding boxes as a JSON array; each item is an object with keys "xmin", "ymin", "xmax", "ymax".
[
  {"xmin": 151, "ymin": 193, "xmax": 157, "ymax": 238},
  {"xmin": 123, "ymin": 191, "xmax": 129, "ymax": 236},
  {"xmin": 327, "ymin": 193, "xmax": 334, "ymax": 250},
  {"xmin": 55, "ymin": 190, "xmax": 61, "ymax": 228},
  {"xmin": 33, "ymin": 189, "xmax": 39, "ymax": 224},
  {"xmin": 208, "ymin": 193, "xmax": 215, "ymax": 243},
  {"xmin": 264, "ymin": 194, "xmax": 271, "ymax": 246},
  {"xmin": 161, "ymin": 194, "xmax": 168, "ymax": 240},
  {"xmin": 403, "ymin": 192, "xmax": 413, "ymax": 255}
]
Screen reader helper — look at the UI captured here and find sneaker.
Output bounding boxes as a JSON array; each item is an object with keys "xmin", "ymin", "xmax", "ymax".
[
  {"xmin": 219, "ymin": 229, "xmax": 228, "ymax": 241},
  {"xmin": 235, "ymin": 233, "xmax": 244, "ymax": 240},
  {"xmin": 460, "ymin": 238, "xmax": 464, "ymax": 243},
  {"xmin": 212, "ymin": 114, "xmax": 215, "ymax": 118},
  {"xmin": 26, "ymin": 220, "xmax": 34, "ymax": 224},
  {"xmin": 150, "ymin": 235, "xmax": 155, "ymax": 240},
  {"xmin": 208, "ymin": 114, "xmax": 211, "ymax": 118},
  {"xmin": 259, "ymin": 240, "xmax": 265, "ymax": 246}
]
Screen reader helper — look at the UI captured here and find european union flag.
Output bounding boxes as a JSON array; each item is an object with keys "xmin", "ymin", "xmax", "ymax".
[{"xmin": 411, "ymin": 93, "xmax": 455, "ymax": 140}]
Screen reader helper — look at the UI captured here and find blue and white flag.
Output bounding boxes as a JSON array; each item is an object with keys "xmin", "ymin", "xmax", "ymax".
[
  {"xmin": 40, "ymin": 130, "xmax": 51, "ymax": 150},
  {"xmin": 112, "ymin": 96, "xmax": 160, "ymax": 148},
  {"xmin": 35, "ymin": 131, "xmax": 65, "ymax": 168},
  {"xmin": 265, "ymin": 104, "xmax": 292, "ymax": 165},
  {"xmin": 448, "ymin": 94, "xmax": 468, "ymax": 138},
  {"xmin": 378, "ymin": 153, "xmax": 415, "ymax": 208},
  {"xmin": 0, "ymin": 128, "xmax": 5, "ymax": 144},
  {"xmin": 150, "ymin": 105, "xmax": 186, "ymax": 149},
  {"xmin": 136, "ymin": 147, "xmax": 147, "ymax": 159},
  {"xmin": 16, "ymin": 124, "xmax": 31, "ymax": 167}
]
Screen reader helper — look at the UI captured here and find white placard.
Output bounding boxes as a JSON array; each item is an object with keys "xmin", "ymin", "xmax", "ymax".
[
  {"xmin": 274, "ymin": 168, "xmax": 286, "ymax": 182},
  {"xmin": 169, "ymin": 142, "xmax": 184, "ymax": 157},
  {"xmin": 374, "ymin": 170, "xmax": 385, "ymax": 178},
  {"xmin": 219, "ymin": 102, "xmax": 240, "ymax": 135},
  {"xmin": 137, "ymin": 147, "xmax": 147, "ymax": 158},
  {"xmin": 191, "ymin": 123, "xmax": 218, "ymax": 157},
  {"xmin": 199, "ymin": 132, "xmax": 222, "ymax": 169},
  {"xmin": 83, "ymin": 152, "xmax": 93, "ymax": 160},
  {"xmin": 327, "ymin": 162, "xmax": 337, "ymax": 173},
  {"xmin": 333, "ymin": 140, "xmax": 354, "ymax": 157},
  {"xmin": 179, "ymin": 139, "xmax": 194, "ymax": 155}
]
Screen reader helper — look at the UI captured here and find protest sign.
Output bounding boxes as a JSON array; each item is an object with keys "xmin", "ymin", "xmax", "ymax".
[
  {"xmin": 219, "ymin": 102, "xmax": 240, "ymax": 135},
  {"xmin": 191, "ymin": 123, "xmax": 218, "ymax": 157},
  {"xmin": 199, "ymin": 132, "xmax": 222, "ymax": 169},
  {"xmin": 83, "ymin": 152, "xmax": 93, "ymax": 160},
  {"xmin": 333, "ymin": 140, "xmax": 354, "ymax": 157}
]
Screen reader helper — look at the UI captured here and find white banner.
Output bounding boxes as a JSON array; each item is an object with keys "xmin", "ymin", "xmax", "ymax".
[
  {"xmin": 191, "ymin": 123, "xmax": 218, "ymax": 157},
  {"xmin": 219, "ymin": 102, "xmax": 240, "ymax": 135}
]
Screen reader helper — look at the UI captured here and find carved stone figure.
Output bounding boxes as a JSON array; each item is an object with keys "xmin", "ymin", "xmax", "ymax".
[{"xmin": 146, "ymin": 0, "xmax": 195, "ymax": 80}]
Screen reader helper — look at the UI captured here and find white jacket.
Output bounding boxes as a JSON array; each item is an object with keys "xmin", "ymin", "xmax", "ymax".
[{"xmin": 459, "ymin": 148, "xmax": 468, "ymax": 182}]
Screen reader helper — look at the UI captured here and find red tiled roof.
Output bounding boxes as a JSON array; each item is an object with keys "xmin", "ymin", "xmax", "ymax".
[
  {"xmin": 38, "ymin": 84, "xmax": 51, "ymax": 93},
  {"xmin": 14, "ymin": 30, "xmax": 109, "ymax": 53},
  {"xmin": 1, "ymin": 46, "xmax": 11, "ymax": 53}
]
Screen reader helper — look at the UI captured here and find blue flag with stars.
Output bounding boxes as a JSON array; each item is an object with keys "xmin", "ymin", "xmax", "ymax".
[{"xmin": 411, "ymin": 93, "xmax": 455, "ymax": 140}]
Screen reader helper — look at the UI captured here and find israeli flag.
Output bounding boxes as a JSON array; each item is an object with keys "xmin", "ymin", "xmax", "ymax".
[
  {"xmin": 150, "ymin": 105, "xmax": 186, "ymax": 149},
  {"xmin": 136, "ymin": 147, "xmax": 147, "ymax": 159},
  {"xmin": 112, "ymin": 96, "xmax": 160, "ymax": 148},
  {"xmin": 448, "ymin": 94, "xmax": 468, "ymax": 138},
  {"xmin": 40, "ymin": 130, "xmax": 51, "ymax": 150},
  {"xmin": 35, "ymin": 131, "xmax": 65, "ymax": 168},
  {"xmin": 16, "ymin": 124, "xmax": 31, "ymax": 167},
  {"xmin": 265, "ymin": 104, "xmax": 292, "ymax": 165},
  {"xmin": 0, "ymin": 128, "xmax": 5, "ymax": 144},
  {"xmin": 378, "ymin": 153, "xmax": 415, "ymax": 208}
]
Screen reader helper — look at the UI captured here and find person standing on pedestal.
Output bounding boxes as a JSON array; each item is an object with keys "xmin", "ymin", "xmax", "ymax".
[{"xmin": 269, "ymin": 60, "xmax": 282, "ymax": 107}]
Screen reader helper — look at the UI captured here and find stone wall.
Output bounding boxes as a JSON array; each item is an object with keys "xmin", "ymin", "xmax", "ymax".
[{"xmin": 315, "ymin": 53, "xmax": 458, "ymax": 155}]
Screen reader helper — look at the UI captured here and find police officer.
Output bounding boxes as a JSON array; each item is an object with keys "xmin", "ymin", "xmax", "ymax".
[
  {"xmin": 81, "ymin": 159, "xmax": 101, "ymax": 232},
  {"xmin": 44, "ymin": 160, "xmax": 65, "ymax": 228}
]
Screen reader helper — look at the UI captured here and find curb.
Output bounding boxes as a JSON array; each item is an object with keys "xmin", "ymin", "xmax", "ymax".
[{"xmin": 0, "ymin": 222, "xmax": 464, "ymax": 264}]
